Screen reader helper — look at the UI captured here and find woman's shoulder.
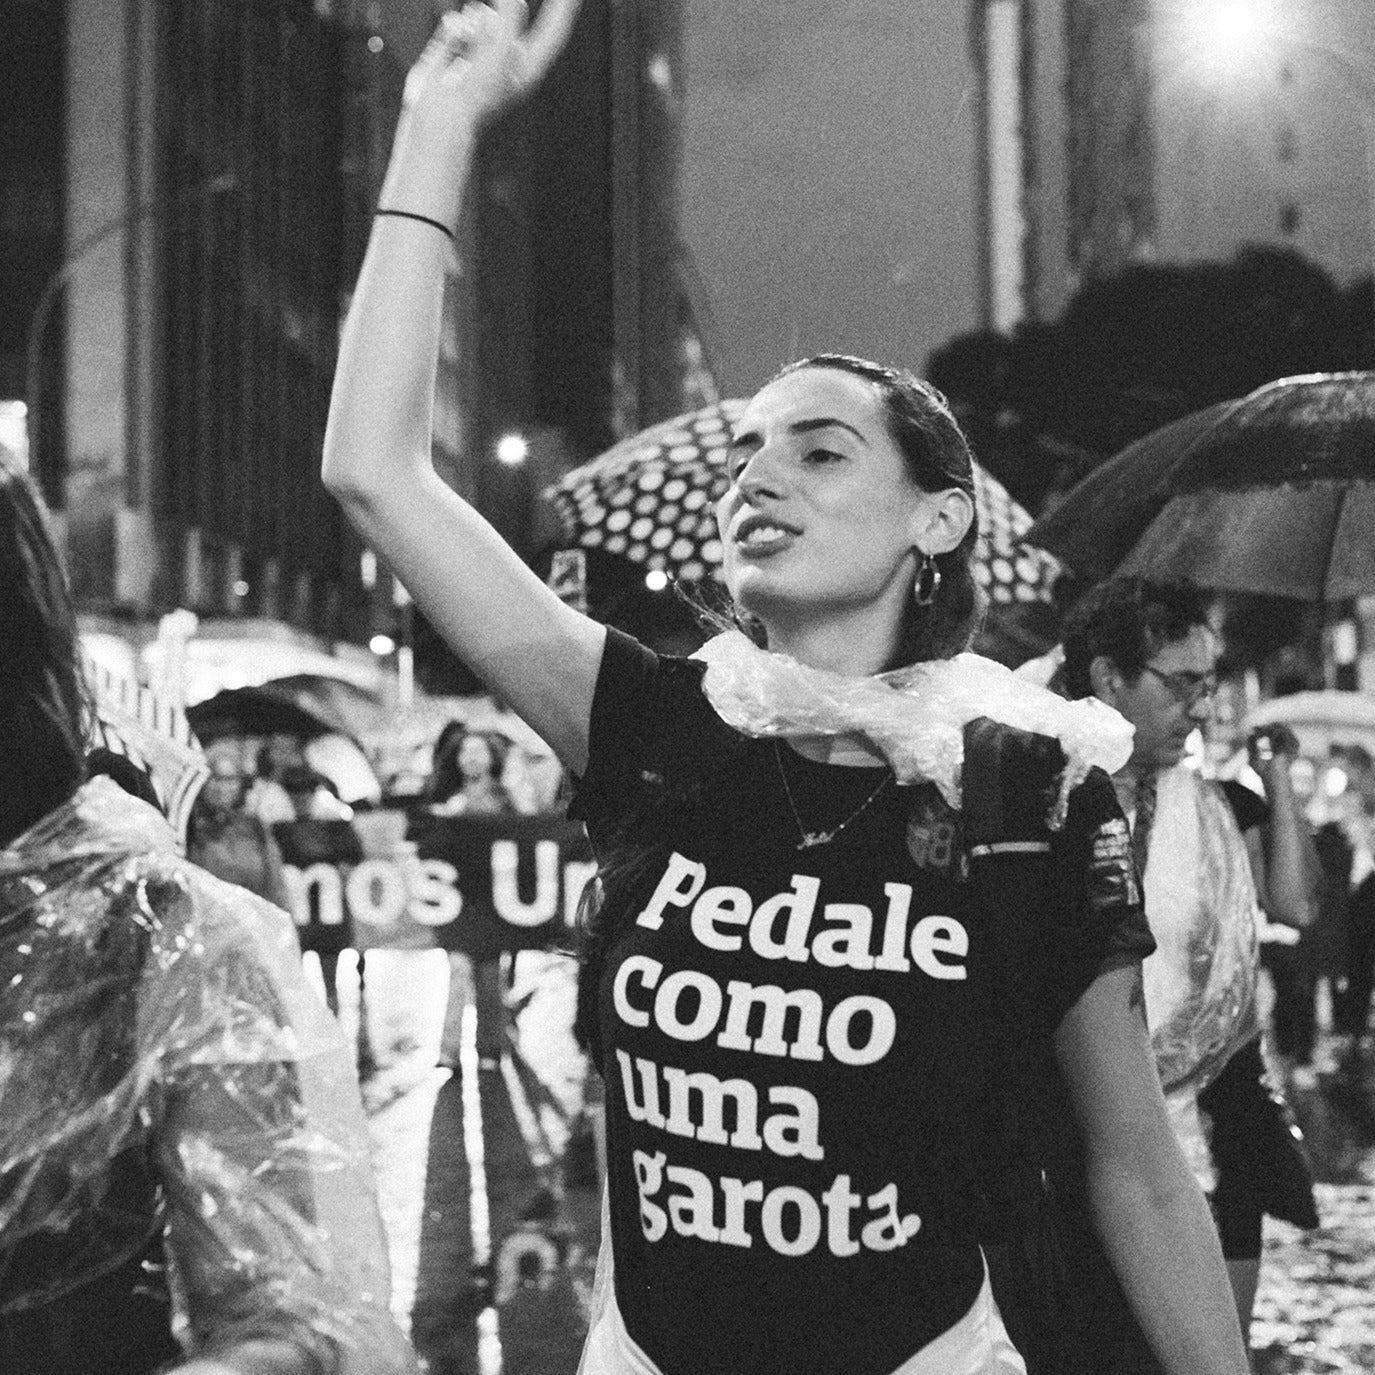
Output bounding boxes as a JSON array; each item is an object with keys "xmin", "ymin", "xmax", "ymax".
[{"xmin": 573, "ymin": 628, "xmax": 744, "ymax": 827}]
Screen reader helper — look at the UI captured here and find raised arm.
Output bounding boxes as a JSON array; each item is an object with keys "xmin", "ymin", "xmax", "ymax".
[
  {"xmin": 1246, "ymin": 725, "xmax": 1320, "ymax": 929},
  {"xmin": 322, "ymin": 0, "xmax": 601, "ymax": 773},
  {"xmin": 1054, "ymin": 966, "xmax": 1251, "ymax": 1375}
]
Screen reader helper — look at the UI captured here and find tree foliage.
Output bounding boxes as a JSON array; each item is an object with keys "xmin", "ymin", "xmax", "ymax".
[{"xmin": 927, "ymin": 245, "xmax": 1375, "ymax": 516}]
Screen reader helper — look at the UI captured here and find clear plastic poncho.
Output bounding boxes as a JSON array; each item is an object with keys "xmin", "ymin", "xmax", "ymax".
[
  {"xmin": 0, "ymin": 777, "xmax": 417, "ymax": 1375},
  {"xmin": 693, "ymin": 629, "xmax": 1134, "ymax": 826},
  {"xmin": 1141, "ymin": 767, "xmax": 1262, "ymax": 1190}
]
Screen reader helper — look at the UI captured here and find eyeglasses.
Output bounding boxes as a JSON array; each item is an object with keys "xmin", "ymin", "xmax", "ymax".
[{"xmin": 1140, "ymin": 664, "xmax": 1219, "ymax": 707}]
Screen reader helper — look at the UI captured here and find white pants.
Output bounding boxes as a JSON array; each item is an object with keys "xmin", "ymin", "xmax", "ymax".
[{"xmin": 577, "ymin": 1193, "xmax": 1026, "ymax": 1375}]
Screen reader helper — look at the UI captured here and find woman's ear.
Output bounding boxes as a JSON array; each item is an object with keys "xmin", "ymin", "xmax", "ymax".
[{"xmin": 913, "ymin": 487, "xmax": 975, "ymax": 556}]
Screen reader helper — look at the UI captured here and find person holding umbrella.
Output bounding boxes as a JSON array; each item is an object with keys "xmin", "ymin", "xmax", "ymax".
[
  {"xmin": 322, "ymin": 4, "xmax": 1250, "ymax": 1372},
  {"xmin": 1060, "ymin": 576, "xmax": 1321, "ymax": 1351}
]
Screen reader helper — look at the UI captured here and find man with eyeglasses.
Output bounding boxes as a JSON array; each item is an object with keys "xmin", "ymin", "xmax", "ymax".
[{"xmin": 1057, "ymin": 576, "xmax": 1319, "ymax": 1361}]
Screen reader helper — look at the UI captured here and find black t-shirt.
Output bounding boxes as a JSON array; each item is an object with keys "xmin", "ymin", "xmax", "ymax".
[{"xmin": 572, "ymin": 630, "xmax": 1152, "ymax": 1375}]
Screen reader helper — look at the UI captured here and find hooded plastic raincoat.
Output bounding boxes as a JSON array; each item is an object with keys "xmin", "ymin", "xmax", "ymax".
[{"xmin": 0, "ymin": 777, "xmax": 416, "ymax": 1375}]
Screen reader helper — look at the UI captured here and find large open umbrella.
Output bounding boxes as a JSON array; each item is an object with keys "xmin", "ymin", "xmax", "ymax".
[
  {"xmin": 546, "ymin": 399, "xmax": 1062, "ymax": 607},
  {"xmin": 1026, "ymin": 372, "xmax": 1375, "ymax": 600}
]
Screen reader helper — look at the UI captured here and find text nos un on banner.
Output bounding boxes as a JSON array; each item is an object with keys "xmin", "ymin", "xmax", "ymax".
[{"xmin": 269, "ymin": 812, "xmax": 597, "ymax": 953}]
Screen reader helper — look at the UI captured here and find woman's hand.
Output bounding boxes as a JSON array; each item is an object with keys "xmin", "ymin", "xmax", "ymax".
[
  {"xmin": 403, "ymin": 0, "xmax": 581, "ymax": 127},
  {"xmin": 382, "ymin": 0, "xmax": 582, "ymax": 225}
]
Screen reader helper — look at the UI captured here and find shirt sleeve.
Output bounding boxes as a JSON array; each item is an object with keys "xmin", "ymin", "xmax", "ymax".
[
  {"xmin": 1043, "ymin": 765, "xmax": 1156, "ymax": 1028},
  {"xmin": 567, "ymin": 627, "xmax": 735, "ymax": 835}
]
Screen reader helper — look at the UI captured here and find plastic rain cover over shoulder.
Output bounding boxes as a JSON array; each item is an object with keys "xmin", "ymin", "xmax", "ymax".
[
  {"xmin": 0, "ymin": 777, "xmax": 416, "ymax": 1375},
  {"xmin": 1142, "ymin": 767, "xmax": 1262, "ymax": 1100}
]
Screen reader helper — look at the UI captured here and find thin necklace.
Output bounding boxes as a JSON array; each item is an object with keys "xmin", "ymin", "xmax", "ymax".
[{"xmin": 773, "ymin": 740, "xmax": 892, "ymax": 851}]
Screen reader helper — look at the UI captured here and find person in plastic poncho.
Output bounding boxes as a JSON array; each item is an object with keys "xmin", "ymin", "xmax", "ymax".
[
  {"xmin": 320, "ymin": 6, "xmax": 1253, "ymax": 1371},
  {"xmin": 1061, "ymin": 577, "xmax": 1320, "ymax": 1352},
  {"xmin": 0, "ymin": 454, "xmax": 418, "ymax": 1375}
]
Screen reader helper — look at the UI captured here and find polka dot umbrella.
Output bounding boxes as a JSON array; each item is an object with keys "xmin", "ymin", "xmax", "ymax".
[{"xmin": 545, "ymin": 399, "xmax": 1062, "ymax": 606}]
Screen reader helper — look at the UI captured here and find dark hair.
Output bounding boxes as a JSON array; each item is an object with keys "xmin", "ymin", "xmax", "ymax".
[
  {"xmin": 426, "ymin": 722, "xmax": 508, "ymax": 802},
  {"xmin": 1059, "ymin": 577, "xmax": 1213, "ymax": 699},
  {"xmin": 742, "ymin": 354, "xmax": 985, "ymax": 666},
  {"xmin": 0, "ymin": 454, "xmax": 90, "ymax": 844}
]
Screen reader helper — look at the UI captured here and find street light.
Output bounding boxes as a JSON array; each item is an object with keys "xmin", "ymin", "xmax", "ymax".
[
  {"xmin": 24, "ymin": 171, "xmax": 239, "ymax": 500},
  {"xmin": 1195, "ymin": 3, "xmax": 1261, "ymax": 56}
]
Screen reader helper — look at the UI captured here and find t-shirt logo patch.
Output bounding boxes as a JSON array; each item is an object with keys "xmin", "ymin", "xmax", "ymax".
[{"xmin": 905, "ymin": 796, "xmax": 961, "ymax": 875}]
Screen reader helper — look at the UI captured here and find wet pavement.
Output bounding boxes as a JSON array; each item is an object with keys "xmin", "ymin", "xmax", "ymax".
[{"xmin": 333, "ymin": 949, "xmax": 1375, "ymax": 1374}]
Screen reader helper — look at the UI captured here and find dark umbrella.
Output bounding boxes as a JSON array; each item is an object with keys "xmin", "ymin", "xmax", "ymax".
[
  {"xmin": 547, "ymin": 399, "xmax": 1063, "ymax": 607},
  {"xmin": 1024, "ymin": 403, "xmax": 1234, "ymax": 588},
  {"xmin": 1025, "ymin": 372, "xmax": 1375, "ymax": 600},
  {"xmin": 185, "ymin": 684, "xmax": 340, "ymax": 743}
]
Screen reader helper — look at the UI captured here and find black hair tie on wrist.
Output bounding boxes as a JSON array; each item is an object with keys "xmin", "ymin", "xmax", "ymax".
[{"xmin": 375, "ymin": 208, "xmax": 455, "ymax": 242}]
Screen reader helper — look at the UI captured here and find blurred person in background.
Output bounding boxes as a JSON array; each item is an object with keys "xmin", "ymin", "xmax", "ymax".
[
  {"xmin": 255, "ymin": 732, "xmax": 352, "ymax": 822},
  {"xmin": 1338, "ymin": 868, "xmax": 1375, "ymax": 1076},
  {"xmin": 0, "ymin": 454, "xmax": 415, "ymax": 1375},
  {"xmin": 188, "ymin": 737, "xmax": 292, "ymax": 912},
  {"xmin": 1061, "ymin": 577, "xmax": 1320, "ymax": 1350},
  {"xmin": 1332, "ymin": 750, "xmax": 1375, "ymax": 1075},
  {"xmin": 425, "ymin": 721, "xmax": 512, "ymax": 816},
  {"xmin": 502, "ymin": 742, "xmax": 565, "ymax": 815},
  {"xmin": 425, "ymin": 722, "xmax": 515, "ymax": 1070}
]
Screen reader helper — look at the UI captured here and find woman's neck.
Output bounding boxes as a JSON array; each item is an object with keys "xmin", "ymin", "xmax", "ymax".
[{"xmin": 761, "ymin": 614, "xmax": 903, "ymax": 680}]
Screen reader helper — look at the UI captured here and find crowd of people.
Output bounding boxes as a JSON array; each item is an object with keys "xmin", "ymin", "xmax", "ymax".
[{"xmin": 3, "ymin": 3, "xmax": 1373, "ymax": 1374}]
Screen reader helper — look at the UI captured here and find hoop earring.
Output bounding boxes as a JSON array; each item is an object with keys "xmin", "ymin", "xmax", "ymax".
[{"xmin": 913, "ymin": 550, "xmax": 941, "ymax": 608}]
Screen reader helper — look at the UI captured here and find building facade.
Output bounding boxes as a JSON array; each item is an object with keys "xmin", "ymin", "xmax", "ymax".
[
  {"xmin": 976, "ymin": 0, "xmax": 1375, "ymax": 327},
  {"xmin": 7, "ymin": 0, "xmax": 693, "ymax": 652}
]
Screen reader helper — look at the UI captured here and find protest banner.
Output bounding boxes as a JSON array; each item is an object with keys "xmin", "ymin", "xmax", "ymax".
[{"xmin": 272, "ymin": 810, "xmax": 596, "ymax": 957}]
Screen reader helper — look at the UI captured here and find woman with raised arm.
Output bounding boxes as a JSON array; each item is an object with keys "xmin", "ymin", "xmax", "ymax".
[{"xmin": 323, "ymin": 6, "xmax": 1251, "ymax": 1372}]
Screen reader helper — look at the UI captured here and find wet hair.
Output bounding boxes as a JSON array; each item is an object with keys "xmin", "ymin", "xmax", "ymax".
[
  {"xmin": 1059, "ymin": 577, "xmax": 1213, "ymax": 700},
  {"xmin": 728, "ymin": 354, "xmax": 985, "ymax": 666},
  {"xmin": 0, "ymin": 454, "xmax": 90, "ymax": 844}
]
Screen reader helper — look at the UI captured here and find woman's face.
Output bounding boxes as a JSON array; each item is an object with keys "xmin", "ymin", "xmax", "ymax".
[
  {"xmin": 458, "ymin": 733, "xmax": 494, "ymax": 782},
  {"xmin": 716, "ymin": 367, "xmax": 957, "ymax": 638}
]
